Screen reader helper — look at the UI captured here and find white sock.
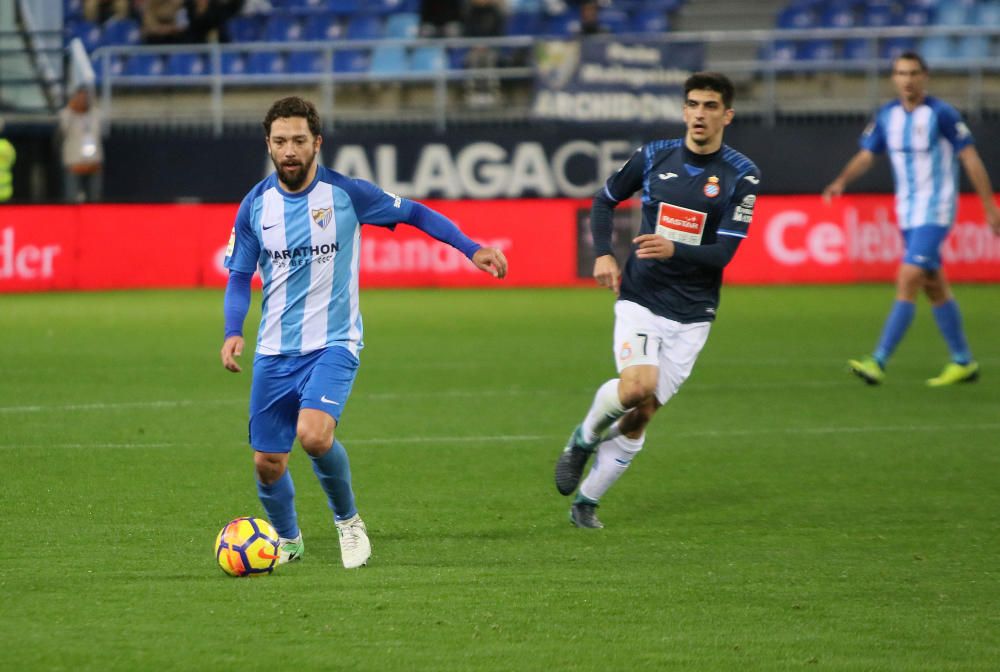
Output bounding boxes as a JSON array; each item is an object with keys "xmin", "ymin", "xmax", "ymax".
[
  {"xmin": 603, "ymin": 420, "xmax": 623, "ymax": 443},
  {"xmin": 580, "ymin": 379, "xmax": 628, "ymax": 444},
  {"xmin": 578, "ymin": 433, "xmax": 644, "ymax": 503}
]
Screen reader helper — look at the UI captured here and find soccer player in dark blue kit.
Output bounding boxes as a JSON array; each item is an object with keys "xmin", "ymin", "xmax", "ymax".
[{"xmin": 554, "ymin": 72, "xmax": 761, "ymax": 528}]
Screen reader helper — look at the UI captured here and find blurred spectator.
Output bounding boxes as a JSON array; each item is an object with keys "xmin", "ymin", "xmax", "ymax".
[
  {"xmin": 421, "ymin": 0, "xmax": 463, "ymax": 38},
  {"xmin": 463, "ymin": 0, "xmax": 506, "ymax": 106},
  {"xmin": 58, "ymin": 88, "xmax": 103, "ymax": 204},
  {"xmin": 84, "ymin": 0, "xmax": 132, "ymax": 23},
  {"xmin": 0, "ymin": 119, "xmax": 14, "ymax": 203},
  {"xmin": 141, "ymin": 0, "xmax": 187, "ymax": 44},
  {"xmin": 578, "ymin": 1, "xmax": 607, "ymax": 35},
  {"xmin": 184, "ymin": 0, "xmax": 244, "ymax": 42}
]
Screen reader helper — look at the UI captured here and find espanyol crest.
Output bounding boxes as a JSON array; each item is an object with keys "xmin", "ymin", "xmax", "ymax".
[
  {"xmin": 703, "ymin": 175, "xmax": 720, "ymax": 198},
  {"xmin": 311, "ymin": 207, "xmax": 332, "ymax": 229}
]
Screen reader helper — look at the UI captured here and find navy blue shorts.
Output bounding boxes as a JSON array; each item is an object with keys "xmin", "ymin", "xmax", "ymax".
[
  {"xmin": 902, "ymin": 224, "xmax": 950, "ymax": 271},
  {"xmin": 248, "ymin": 346, "xmax": 360, "ymax": 453}
]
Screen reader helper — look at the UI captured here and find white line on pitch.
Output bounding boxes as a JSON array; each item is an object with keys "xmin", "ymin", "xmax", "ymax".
[
  {"xmin": 1, "ymin": 423, "xmax": 998, "ymax": 450},
  {"xmin": 0, "ymin": 380, "xmax": 856, "ymax": 414}
]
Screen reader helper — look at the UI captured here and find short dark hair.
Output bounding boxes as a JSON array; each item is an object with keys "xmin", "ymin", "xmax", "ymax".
[
  {"xmin": 263, "ymin": 96, "xmax": 321, "ymax": 137},
  {"xmin": 684, "ymin": 72, "xmax": 735, "ymax": 109},
  {"xmin": 894, "ymin": 51, "xmax": 928, "ymax": 73}
]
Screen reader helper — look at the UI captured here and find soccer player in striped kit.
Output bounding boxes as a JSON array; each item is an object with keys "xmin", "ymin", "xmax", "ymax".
[
  {"xmin": 554, "ymin": 73, "xmax": 761, "ymax": 528},
  {"xmin": 221, "ymin": 97, "xmax": 507, "ymax": 568},
  {"xmin": 823, "ymin": 52, "xmax": 1000, "ymax": 387}
]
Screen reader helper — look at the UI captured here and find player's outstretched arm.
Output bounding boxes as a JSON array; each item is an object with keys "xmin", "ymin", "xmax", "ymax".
[
  {"xmin": 823, "ymin": 150, "xmax": 875, "ymax": 202},
  {"xmin": 221, "ymin": 336, "xmax": 245, "ymax": 373},
  {"xmin": 472, "ymin": 246, "xmax": 508, "ymax": 279},
  {"xmin": 958, "ymin": 145, "xmax": 1000, "ymax": 235}
]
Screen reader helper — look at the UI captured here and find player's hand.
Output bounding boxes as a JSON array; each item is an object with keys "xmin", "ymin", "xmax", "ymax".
[
  {"xmin": 472, "ymin": 246, "xmax": 508, "ymax": 279},
  {"xmin": 221, "ymin": 335, "xmax": 244, "ymax": 373},
  {"xmin": 822, "ymin": 180, "xmax": 845, "ymax": 203},
  {"xmin": 986, "ymin": 206, "xmax": 1000, "ymax": 236},
  {"xmin": 633, "ymin": 234, "xmax": 675, "ymax": 260},
  {"xmin": 593, "ymin": 254, "xmax": 620, "ymax": 295}
]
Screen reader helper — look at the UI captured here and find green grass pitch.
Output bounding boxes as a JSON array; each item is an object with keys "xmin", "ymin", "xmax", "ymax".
[{"xmin": 1, "ymin": 285, "xmax": 998, "ymax": 671}]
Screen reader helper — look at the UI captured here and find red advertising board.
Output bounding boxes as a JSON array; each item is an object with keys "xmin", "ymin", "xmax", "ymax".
[
  {"xmin": 727, "ymin": 195, "xmax": 1000, "ymax": 283},
  {"xmin": 1, "ymin": 196, "xmax": 997, "ymax": 293}
]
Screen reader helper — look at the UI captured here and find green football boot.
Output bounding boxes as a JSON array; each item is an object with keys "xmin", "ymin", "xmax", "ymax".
[
  {"xmin": 277, "ymin": 533, "xmax": 304, "ymax": 565},
  {"xmin": 927, "ymin": 361, "xmax": 979, "ymax": 387},
  {"xmin": 848, "ymin": 356, "xmax": 885, "ymax": 385}
]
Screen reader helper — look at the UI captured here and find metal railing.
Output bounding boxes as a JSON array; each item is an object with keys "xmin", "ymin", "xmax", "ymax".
[{"xmin": 10, "ymin": 24, "xmax": 1000, "ymax": 130}]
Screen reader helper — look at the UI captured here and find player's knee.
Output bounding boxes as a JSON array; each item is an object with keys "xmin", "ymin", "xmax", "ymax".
[
  {"xmin": 618, "ymin": 378, "xmax": 656, "ymax": 408},
  {"xmin": 253, "ymin": 452, "xmax": 286, "ymax": 485},
  {"xmin": 297, "ymin": 426, "xmax": 334, "ymax": 456}
]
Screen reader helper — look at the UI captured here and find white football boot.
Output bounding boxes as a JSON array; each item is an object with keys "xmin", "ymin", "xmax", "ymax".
[{"xmin": 335, "ymin": 514, "xmax": 371, "ymax": 569}]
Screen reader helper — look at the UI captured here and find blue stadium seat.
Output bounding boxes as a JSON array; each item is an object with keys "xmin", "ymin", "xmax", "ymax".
[
  {"xmin": 861, "ymin": 4, "xmax": 895, "ymax": 28},
  {"xmin": 303, "ymin": 12, "xmax": 341, "ymax": 40},
  {"xmin": 597, "ymin": 8, "xmax": 630, "ymax": 33},
  {"xmin": 768, "ymin": 40, "xmax": 797, "ymax": 63},
  {"xmin": 370, "ymin": 44, "xmax": 408, "ymax": 74},
  {"xmin": 287, "ymin": 51, "xmax": 327, "ymax": 74},
  {"xmin": 820, "ymin": 4, "xmax": 855, "ymax": 28},
  {"xmin": 842, "ymin": 38, "xmax": 875, "ymax": 61},
  {"xmin": 345, "ymin": 15, "xmax": 383, "ymax": 40},
  {"xmin": 933, "ymin": 1, "xmax": 970, "ymax": 26},
  {"xmin": 65, "ymin": 0, "xmax": 84, "ymax": 21},
  {"xmin": 975, "ymin": 1, "xmax": 1000, "ymax": 25},
  {"xmin": 448, "ymin": 46, "xmax": 470, "ymax": 70},
  {"xmin": 368, "ymin": 0, "xmax": 420, "ymax": 13},
  {"xmin": 880, "ymin": 37, "xmax": 916, "ymax": 60},
  {"xmin": 631, "ymin": 9, "xmax": 669, "ymax": 33},
  {"xmin": 264, "ymin": 14, "xmax": 303, "ymax": 41},
  {"xmin": 508, "ymin": 0, "xmax": 542, "ymax": 10},
  {"xmin": 776, "ymin": 6, "xmax": 816, "ymax": 29},
  {"xmin": 957, "ymin": 35, "xmax": 990, "ymax": 59},
  {"xmin": 796, "ymin": 39, "xmax": 836, "ymax": 61},
  {"xmin": 919, "ymin": 35, "xmax": 954, "ymax": 64},
  {"xmin": 100, "ymin": 18, "xmax": 140, "ymax": 46},
  {"xmin": 409, "ymin": 45, "xmax": 445, "ymax": 72},
  {"xmin": 93, "ymin": 54, "xmax": 125, "ymax": 81},
  {"xmin": 329, "ymin": 0, "xmax": 361, "ymax": 16},
  {"xmin": 385, "ymin": 13, "xmax": 419, "ymax": 39},
  {"xmin": 545, "ymin": 11, "xmax": 579, "ymax": 36},
  {"xmin": 899, "ymin": 5, "xmax": 930, "ymax": 27},
  {"xmin": 221, "ymin": 52, "xmax": 248, "ymax": 75},
  {"xmin": 68, "ymin": 20, "xmax": 102, "ymax": 52},
  {"xmin": 637, "ymin": 0, "xmax": 683, "ymax": 11},
  {"xmin": 227, "ymin": 15, "xmax": 263, "ymax": 42},
  {"xmin": 279, "ymin": 0, "xmax": 326, "ymax": 10},
  {"xmin": 333, "ymin": 49, "xmax": 369, "ymax": 73},
  {"xmin": 506, "ymin": 11, "xmax": 543, "ymax": 36},
  {"xmin": 124, "ymin": 54, "xmax": 164, "ymax": 77},
  {"xmin": 247, "ymin": 52, "xmax": 286, "ymax": 75},
  {"xmin": 166, "ymin": 53, "xmax": 207, "ymax": 76}
]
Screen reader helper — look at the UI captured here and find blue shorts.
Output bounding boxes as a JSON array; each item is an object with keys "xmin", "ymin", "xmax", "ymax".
[
  {"xmin": 902, "ymin": 224, "xmax": 950, "ymax": 271},
  {"xmin": 248, "ymin": 346, "xmax": 360, "ymax": 453}
]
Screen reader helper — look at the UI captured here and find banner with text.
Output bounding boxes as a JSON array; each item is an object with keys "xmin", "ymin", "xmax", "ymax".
[
  {"xmin": 1, "ymin": 196, "xmax": 997, "ymax": 293},
  {"xmin": 532, "ymin": 39, "xmax": 703, "ymax": 123}
]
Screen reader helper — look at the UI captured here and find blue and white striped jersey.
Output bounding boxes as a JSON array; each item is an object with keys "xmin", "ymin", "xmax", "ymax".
[
  {"xmin": 860, "ymin": 96, "xmax": 974, "ymax": 230},
  {"xmin": 224, "ymin": 165, "xmax": 411, "ymax": 357}
]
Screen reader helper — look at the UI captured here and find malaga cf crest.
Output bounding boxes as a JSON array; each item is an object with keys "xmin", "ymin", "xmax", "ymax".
[{"xmin": 311, "ymin": 207, "xmax": 332, "ymax": 230}]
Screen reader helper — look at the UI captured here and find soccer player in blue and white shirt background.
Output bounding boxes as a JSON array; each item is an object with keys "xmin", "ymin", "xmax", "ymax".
[
  {"xmin": 220, "ymin": 97, "xmax": 507, "ymax": 568},
  {"xmin": 554, "ymin": 73, "xmax": 761, "ymax": 529},
  {"xmin": 823, "ymin": 52, "xmax": 1000, "ymax": 387}
]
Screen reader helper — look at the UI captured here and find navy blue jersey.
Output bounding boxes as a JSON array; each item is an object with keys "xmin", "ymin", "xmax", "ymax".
[{"xmin": 594, "ymin": 140, "xmax": 761, "ymax": 323}]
